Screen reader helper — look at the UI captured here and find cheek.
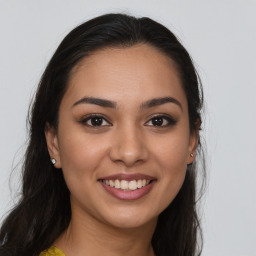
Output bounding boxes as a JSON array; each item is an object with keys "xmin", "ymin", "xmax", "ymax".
[
  {"xmin": 57, "ymin": 133, "xmax": 109, "ymax": 212},
  {"xmin": 148, "ymin": 130, "xmax": 189, "ymax": 210},
  {"xmin": 157, "ymin": 143, "xmax": 187, "ymax": 193},
  {"xmin": 57, "ymin": 129, "xmax": 108, "ymax": 183},
  {"xmin": 152, "ymin": 130, "xmax": 190, "ymax": 173}
]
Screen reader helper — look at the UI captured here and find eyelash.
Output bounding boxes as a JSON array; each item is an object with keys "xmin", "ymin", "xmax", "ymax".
[
  {"xmin": 80, "ymin": 114, "xmax": 177, "ymax": 128},
  {"xmin": 80, "ymin": 114, "xmax": 111, "ymax": 128},
  {"xmin": 145, "ymin": 114, "xmax": 177, "ymax": 128}
]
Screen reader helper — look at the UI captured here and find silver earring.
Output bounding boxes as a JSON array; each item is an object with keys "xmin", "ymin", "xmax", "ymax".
[
  {"xmin": 51, "ymin": 158, "xmax": 56, "ymax": 165},
  {"xmin": 190, "ymin": 153, "xmax": 194, "ymax": 157}
]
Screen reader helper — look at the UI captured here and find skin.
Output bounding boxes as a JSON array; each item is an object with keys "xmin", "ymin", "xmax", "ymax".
[{"xmin": 45, "ymin": 44, "xmax": 198, "ymax": 256}]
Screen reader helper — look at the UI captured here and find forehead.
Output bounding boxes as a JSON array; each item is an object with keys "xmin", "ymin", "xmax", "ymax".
[{"xmin": 63, "ymin": 44, "xmax": 187, "ymax": 108}]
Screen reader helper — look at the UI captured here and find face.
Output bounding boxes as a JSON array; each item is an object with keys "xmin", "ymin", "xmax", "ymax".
[{"xmin": 46, "ymin": 44, "xmax": 198, "ymax": 229}]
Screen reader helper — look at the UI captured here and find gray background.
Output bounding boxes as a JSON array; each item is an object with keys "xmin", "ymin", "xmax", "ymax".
[{"xmin": 0, "ymin": 1, "xmax": 256, "ymax": 255}]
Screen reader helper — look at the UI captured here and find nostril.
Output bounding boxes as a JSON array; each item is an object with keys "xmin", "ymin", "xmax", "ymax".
[{"xmin": 108, "ymin": 140, "xmax": 148, "ymax": 167}]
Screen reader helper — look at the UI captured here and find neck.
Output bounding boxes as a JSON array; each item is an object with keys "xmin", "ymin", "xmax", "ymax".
[{"xmin": 55, "ymin": 207, "xmax": 157, "ymax": 256}]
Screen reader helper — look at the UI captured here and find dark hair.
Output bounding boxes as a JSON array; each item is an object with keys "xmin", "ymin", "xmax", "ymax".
[{"xmin": 0, "ymin": 13, "xmax": 205, "ymax": 256}]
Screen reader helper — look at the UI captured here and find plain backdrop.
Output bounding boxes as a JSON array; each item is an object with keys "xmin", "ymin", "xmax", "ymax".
[{"xmin": 0, "ymin": 1, "xmax": 256, "ymax": 255}]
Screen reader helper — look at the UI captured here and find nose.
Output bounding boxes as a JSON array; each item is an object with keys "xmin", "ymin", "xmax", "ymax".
[{"xmin": 109, "ymin": 126, "xmax": 148, "ymax": 167}]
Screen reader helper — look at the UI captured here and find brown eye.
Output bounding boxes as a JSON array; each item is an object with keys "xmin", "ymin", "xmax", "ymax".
[
  {"xmin": 151, "ymin": 117, "xmax": 164, "ymax": 126},
  {"xmin": 145, "ymin": 115, "xmax": 177, "ymax": 127},
  {"xmin": 81, "ymin": 115, "xmax": 111, "ymax": 127},
  {"xmin": 90, "ymin": 117, "xmax": 103, "ymax": 126}
]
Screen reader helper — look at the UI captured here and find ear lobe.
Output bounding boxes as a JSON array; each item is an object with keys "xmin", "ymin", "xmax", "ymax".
[
  {"xmin": 187, "ymin": 121, "xmax": 200, "ymax": 165},
  {"xmin": 45, "ymin": 123, "xmax": 62, "ymax": 168}
]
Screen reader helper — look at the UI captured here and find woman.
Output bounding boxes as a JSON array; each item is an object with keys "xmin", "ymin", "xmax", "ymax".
[{"xmin": 0, "ymin": 13, "xmax": 204, "ymax": 256}]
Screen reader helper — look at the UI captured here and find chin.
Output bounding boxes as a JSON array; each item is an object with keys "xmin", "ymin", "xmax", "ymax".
[{"xmin": 101, "ymin": 208, "xmax": 158, "ymax": 230}]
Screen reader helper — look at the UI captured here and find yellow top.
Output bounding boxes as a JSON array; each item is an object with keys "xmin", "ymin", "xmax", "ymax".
[{"xmin": 39, "ymin": 246, "xmax": 66, "ymax": 256}]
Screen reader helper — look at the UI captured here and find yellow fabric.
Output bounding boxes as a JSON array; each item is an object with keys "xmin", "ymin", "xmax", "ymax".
[{"xmin": 39, "ymin": 246, "xmax": 66, "ymax": 256}]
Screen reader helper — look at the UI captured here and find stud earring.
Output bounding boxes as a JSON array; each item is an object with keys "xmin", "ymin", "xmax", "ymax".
[
  {"xmin": 190, "ymin": 153, "xmax": 194, "ymax": 157},
  {"xmin": 50, "ymin": 158, "xmax": 56, "ymax": 165}
]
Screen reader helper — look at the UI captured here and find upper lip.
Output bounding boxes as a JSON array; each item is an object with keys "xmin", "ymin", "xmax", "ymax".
[{"xmin": 98, "ymin": 173, "xmax": 157, "ymax": 182}]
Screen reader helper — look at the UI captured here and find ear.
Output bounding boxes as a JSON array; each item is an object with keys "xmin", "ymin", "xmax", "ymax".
[
  {"xmin": 187, "ymin": 120, "xmax": 200, "ymax": 165},
  {"xmin": 45, "ymin": 123, "xmax": 62, "ymax": 168}
]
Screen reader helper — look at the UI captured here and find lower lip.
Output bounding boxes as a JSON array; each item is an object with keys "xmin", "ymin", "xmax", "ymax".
[{"xmin": 100, "ymin": 181, "xmax": 156, "ymax": 200}]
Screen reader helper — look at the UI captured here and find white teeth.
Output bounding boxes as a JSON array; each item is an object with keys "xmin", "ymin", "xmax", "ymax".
[
  {"xmin": 102, "ymin": 179, "xmax": 151, "ymax": 190},
  {"xmin": 120, "ymin": 180, "xmax": 129, "ymax": 190},
  {"xmin": 137, "ymin": 180, "xmax": 142, "ymax": 188},
  {"xmin": 115, "ymin": 179, "xmax": 121, "ymax": 188},
  {"xmin": 128, "ymin": 180, "xmax": 137, "ymax": 190},
  {"xmin": 109, "ymin": 180, "xmax": 115, "ymax": 187}
]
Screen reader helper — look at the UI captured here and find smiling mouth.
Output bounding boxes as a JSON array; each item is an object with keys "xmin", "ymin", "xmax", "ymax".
[{"xmin": 99, "ymin": 179, "xmax": 152, "ymax": 191}]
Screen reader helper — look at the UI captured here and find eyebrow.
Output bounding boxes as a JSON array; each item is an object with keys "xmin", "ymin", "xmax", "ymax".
[
  {"xmin": 140, "ymin": 97, "xmax": 183, "ymax": 111},
  {"xmin": 72, "ymin": 97, "xmax": 117, "ymax": 108},
  {"xmin": 72, "ymin": 96, "xmax": 182, "ymax": 110}
]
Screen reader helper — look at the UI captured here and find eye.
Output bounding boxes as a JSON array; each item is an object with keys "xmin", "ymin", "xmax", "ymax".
[
  {"xmin": 80, "ymin": 114, "xmax": 111, "ymax": 127},
  {"xmin": 145, "ymin": 115, "xmax": 177, "ymax": 127}
]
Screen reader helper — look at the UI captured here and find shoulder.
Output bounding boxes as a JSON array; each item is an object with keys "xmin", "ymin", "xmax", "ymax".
[{"xmin": 39, "ymin": 246, "xmax": 66, "ymax": 256}]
